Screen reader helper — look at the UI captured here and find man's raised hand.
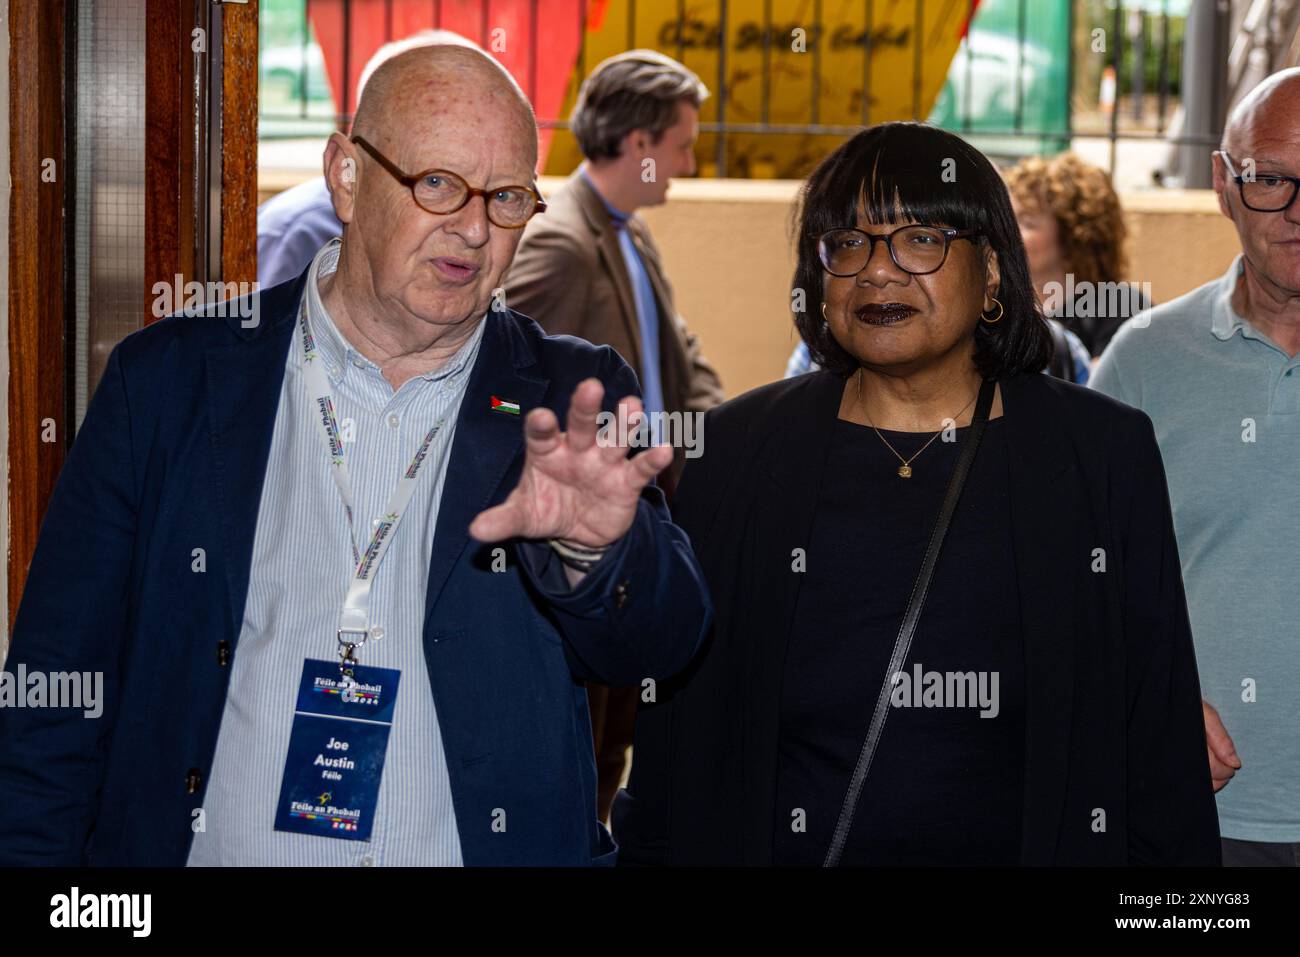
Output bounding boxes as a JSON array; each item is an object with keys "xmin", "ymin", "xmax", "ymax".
[{"xmin": 469, "ymin": 378, "xmax": 671, "ymax": 548}]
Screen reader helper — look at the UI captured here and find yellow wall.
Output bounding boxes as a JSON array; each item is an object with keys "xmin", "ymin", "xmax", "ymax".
[
  {"xmin": 258, "ymin": 172, "xmax": 1243, "ymax": 400},
  {"xmin": 546, "ymin": 0, "xmax": 971, "ymax": 180}
]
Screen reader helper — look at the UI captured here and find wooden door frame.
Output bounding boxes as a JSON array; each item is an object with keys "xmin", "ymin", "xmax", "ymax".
[
  {"xmin": 7, "ymin": 0, "xmax": 257, "ymax": 634},
  {"xmin": 7, "ymin": 0, "xmax": 67, "ymax": 637},
  {"xmin": 145, "ymin": 0, "xmax": 259, "ymax": 314}
]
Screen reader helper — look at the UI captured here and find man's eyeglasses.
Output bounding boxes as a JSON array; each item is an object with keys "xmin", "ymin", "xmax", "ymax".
[
  {"xmin": 1215, "ymin": 151, "xmax": 1300, "ymax": 213},
  {"xmin": 350, "ymin": 135, "xmax": 547, "ymax": 229},
  {"xmin": 817, "ymin": 225, "xmax": 982, "ymax": 277}
]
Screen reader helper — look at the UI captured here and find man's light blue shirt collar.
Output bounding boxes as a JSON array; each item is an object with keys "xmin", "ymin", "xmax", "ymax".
[
  {"xmin": 304, "ymin": 238, "xmax": 483, "ymax": 389},
  {"xmin": 1211, "ymin": 255, "xmax": 1252, "ymax": 342},
  {"xmin": 1209, "ymin": 254, "xmax": 1299, "ymax": 361},
  {"xmin": 579, "ymin": 163, "xmax": 632, "ymax": 226}
]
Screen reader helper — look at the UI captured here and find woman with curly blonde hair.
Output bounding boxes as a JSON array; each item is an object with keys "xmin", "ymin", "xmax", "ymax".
[{"xmin": 1006, "ymin": 153, "xmax": 1150, "ymax": 358}]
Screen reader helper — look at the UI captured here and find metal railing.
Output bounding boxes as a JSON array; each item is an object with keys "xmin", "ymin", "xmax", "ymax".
[{"xmin": 258, "ymin": 0, "xmax": 1291, "ymax": 177}]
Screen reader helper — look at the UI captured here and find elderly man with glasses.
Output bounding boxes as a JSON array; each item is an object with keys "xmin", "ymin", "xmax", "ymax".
[
  {"xmin": 1092, "ymin": 67, "xmax": 1300, "ymax": 867},
  {"xmin": 0, "ymin": 43, "xmax": 710, "ymax": 867}
]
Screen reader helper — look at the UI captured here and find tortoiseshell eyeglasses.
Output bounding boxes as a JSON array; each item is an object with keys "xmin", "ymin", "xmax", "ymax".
[{"xmin": 351, "ymin": 135, "xmax": 547, "ymax": 229}]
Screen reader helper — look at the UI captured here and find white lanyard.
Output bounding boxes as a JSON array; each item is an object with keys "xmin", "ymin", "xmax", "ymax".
[{"xmin": 297, "ymin": 295, "xmax": 446, "ymax": 674}]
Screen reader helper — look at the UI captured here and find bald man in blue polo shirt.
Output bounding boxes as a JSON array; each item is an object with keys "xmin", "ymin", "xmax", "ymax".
[{"xmin": 1092, "ymin": 68, "xmax": 1300, "ymax": 867}]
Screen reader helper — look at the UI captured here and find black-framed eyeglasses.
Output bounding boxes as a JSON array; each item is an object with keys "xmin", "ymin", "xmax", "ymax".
[
  {"xmin": 350, "ymin": 135, "xmax": 547, "ymax": 229},
  {"xmin": 817, "ymin": 225, "xmax": 982, "ymax": 277},
  {"xmin": 1215, "ymin": 150, "xmax": 1300, "ymax": 213}
]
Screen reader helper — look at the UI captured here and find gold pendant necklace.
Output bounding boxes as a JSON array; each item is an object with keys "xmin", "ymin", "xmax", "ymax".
[{"xmin": 856, "ymin": 370, "xmax": 979, "ymax": 478}]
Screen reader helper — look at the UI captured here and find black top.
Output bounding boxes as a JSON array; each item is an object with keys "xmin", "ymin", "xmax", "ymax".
[{"xmin": 773, "ymin": 416, "xmax": 1024, "ymax": 866}]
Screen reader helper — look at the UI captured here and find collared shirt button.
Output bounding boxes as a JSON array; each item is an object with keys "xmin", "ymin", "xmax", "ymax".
[
  {"xmin": 351, "ymin": 356, "xmax": 366, "ymax": 369},
  {"xmin": 359, "ymin": 856, "xmax": 375, "ymax": 867},
  {"xmin": 387, "ymin": 413, "xmax": 400, "ymax": 428},
  {"xmin": 328, "ymin": 365, "xmax": 341, "ymax": 378},
  {"xmin": 613, "ymin": 579, "xmax": 631, "ymax": 609}
]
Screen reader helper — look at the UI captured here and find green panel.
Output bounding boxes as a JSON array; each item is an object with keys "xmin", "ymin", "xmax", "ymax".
[{"xmin": 929, "ymin": 0, "xmax": 1072, "ymax": 158}]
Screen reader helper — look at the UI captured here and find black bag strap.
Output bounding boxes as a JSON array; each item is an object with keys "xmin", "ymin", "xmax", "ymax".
[{"xmin": 822, "ymin": 377, "xmax": 997, "ymax": 867}]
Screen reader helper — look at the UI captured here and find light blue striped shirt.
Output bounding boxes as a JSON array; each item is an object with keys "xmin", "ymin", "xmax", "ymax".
[{"xmin": 188, "ymin": 238, "xmax": 482, "ymax": 866}]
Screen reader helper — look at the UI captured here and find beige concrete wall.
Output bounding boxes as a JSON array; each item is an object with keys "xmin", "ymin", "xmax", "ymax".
[
  {"xmin": 638, "ymin": 180, "xmax": 1243, "ymax": 398},
  {"xmin": 258, "ymin": 171, "xmax": 1244, "ymax": 400},
  {"xmin": 636, "ymin": 178, "xmax": 804, "ymax": 398},
  {"xmin": 1119, "ymin": 190, "xmax": 1240, "ymax": 304}
]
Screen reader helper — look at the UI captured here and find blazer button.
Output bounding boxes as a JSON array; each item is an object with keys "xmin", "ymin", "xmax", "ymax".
[
  {"xmin": 613, "ymin": 579, "xmax": 631, "ymax": 609},
  {"xmin": 185, "ymin": 768, "xmax": 202, "ymax": 794},
  {"xmin": 217, "ymin": 640, "xmax": 231, "ymax": 667}
]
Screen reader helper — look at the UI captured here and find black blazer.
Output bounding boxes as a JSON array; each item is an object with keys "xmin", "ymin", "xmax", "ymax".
[{"xmin": 613, "ymin": 370, "xmax": 1221, "ymax": 866}]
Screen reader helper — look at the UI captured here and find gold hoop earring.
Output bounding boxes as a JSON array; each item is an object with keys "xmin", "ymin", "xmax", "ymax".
[
  {"xmin": 821, "ymin": 301, "xmax": 828, "ymax": 319},
  {"xmin": 981, "ymin": 297, "xmax": 1004, "ymax": 323}
]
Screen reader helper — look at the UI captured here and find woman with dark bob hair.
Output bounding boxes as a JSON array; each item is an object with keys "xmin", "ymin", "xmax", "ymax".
[{"xmin": 613, "ymin": 122, "xmax": 1219, "ymax": 866}]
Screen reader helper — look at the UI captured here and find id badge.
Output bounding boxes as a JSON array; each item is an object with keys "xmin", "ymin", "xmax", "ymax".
[{"xmin": 273, "ymin": 659, "xmax": 401, "ymax": 842}]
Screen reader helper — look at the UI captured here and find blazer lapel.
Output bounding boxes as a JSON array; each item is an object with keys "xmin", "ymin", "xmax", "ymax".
[
  {"xmin": 627, "ymin": 220, "xmax": 672, "ymax": 318},
  {"xmin": 597, "ymin": 240, "xmax": 644, "ymax": 374},
  {"xmin": 739, "ymin": 371, "xmax": 845, "ymax": 864},
  {"xmin": 572, "ymin": 174, "xmax": 644, "ymax": 374},
  {"xmin": 204, "ymin": 275, "xmax": 304, "ymax": 646},
  {"xmin": 627, "ymin": 221, "xmax": 690, "ymax": 406},
  {"xmin": 421, "ymin": 310, "xmax": 550, "ymax": 625},
  {"xmin": 1000, "ymin": 374, "xmax": 1080, "ymax": 864}
]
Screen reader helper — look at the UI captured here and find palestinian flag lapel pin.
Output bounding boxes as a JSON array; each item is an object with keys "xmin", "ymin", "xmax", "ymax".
[{"xmin": 490, "ymin": 396, "xmax": 521, "ymax": 416}]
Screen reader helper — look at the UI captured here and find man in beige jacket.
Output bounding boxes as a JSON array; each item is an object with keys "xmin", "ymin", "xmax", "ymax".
[{"xmin": 505, "ymin": 50, "xmax": 724, "ymax": 824}]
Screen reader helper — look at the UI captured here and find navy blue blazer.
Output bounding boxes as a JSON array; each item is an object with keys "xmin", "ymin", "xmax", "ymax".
[{"xmin": 0, "ymin": 268, "xmax": 710, "ymax": 866}]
